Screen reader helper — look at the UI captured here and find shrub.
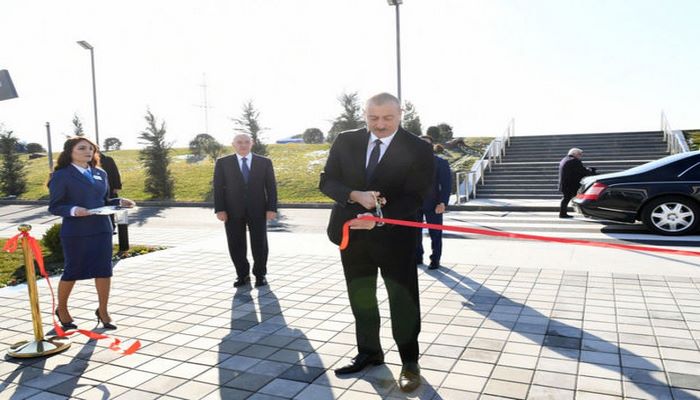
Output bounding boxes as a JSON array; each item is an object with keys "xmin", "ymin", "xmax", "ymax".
[{"xmin": 42, "ymin": 223, "xmax": 63, "ymax": 260}]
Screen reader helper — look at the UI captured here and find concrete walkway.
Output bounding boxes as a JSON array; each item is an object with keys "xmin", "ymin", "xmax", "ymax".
[{"xmin": 1, "ymin": 209, "xmax": 700, "ymax": 399}]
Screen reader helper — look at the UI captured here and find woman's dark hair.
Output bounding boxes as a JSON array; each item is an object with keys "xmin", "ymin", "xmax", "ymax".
[{"xmin": 54, "ymin": 137, "xmax": 101, "ymax": 171}]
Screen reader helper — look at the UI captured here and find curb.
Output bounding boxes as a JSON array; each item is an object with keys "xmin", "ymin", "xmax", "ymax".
[{"xmin": 0, "ymin": 199, "xmax": 563, "ymax": 212}]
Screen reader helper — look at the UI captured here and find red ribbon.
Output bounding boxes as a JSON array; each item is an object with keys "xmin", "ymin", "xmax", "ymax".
[
  {"xmin": 3, "ymin": 231, "xmax": 140, "ymax": 355},
  {"xmin": 340, "ymin": 215, "xmax": 700, "ymax": 258}
]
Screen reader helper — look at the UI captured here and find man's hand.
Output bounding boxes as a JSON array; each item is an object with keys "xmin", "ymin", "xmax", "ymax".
[
  {"xmin": 349, "ymin": 191, "xmax": 381, "ymax": 210},
  {"xmin": 435, "ymin": 203, "xmax": 446, "ymax": 214},
  {"xmin": 74, "ymin": 207, "xmax": 90, "ymax": 217},
  {"xmin": 349, "ymin": 213, "xmax": 376, "ymax": 230},
  {"xmin": 216, "ymin": 211, "xmax": 228, "ymax": 222},
  {"xmin": 266, "ymin": 211, "xmax": 277, "ymax": 221}
]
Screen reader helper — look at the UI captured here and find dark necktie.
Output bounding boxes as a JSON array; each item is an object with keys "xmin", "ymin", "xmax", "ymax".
[
  {"xmin": 241, "ymin": 157, "xmax": 250, "ymax": 183},
  {"xmin": 83, "ymin": 169, "xmax": 95, "ymax": 184},
  {"xmin": 365, "ymin": 139, "xmax": 382, "ymax": 181}
]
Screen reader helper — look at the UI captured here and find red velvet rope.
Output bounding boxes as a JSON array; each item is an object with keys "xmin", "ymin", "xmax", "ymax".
[
  {"xmin": 340, "ymin": 215, "xmax": 700, "ymax": 257},
  {"xmin": 3, "ymin": 232, "xmax": 140, "ymax": 355}
]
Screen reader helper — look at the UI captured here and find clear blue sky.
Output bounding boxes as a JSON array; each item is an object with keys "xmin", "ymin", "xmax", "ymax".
[{"xmin": 2, "ymin": 0, "xmax": 699, "ymax": 149}]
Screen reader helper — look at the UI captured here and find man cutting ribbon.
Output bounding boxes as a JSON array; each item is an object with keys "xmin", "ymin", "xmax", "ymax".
[{"xmin": 319, "ymin": 92, "xmax": 434, "ymax": 392}]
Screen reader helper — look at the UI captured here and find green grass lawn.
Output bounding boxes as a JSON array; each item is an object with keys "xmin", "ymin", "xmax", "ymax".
[{"xmin": 15, "ymin": 140, "xmax": 489, "ymax": 203}]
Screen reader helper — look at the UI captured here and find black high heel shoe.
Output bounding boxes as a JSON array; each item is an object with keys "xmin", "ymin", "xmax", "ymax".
[
  {"xmin": 55, "ymin": 309, "xmax": 78, "ymax": 330},
  {"xmin": 95, "ymin": 309, "xmax": 117, "ymax": 330}
]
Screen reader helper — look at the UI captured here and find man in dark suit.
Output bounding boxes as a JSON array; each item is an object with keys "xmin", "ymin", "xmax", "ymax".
[
  {"xmin": 417, "ymin": 136, "xmax": 452, "ymax": 269},
  {"xmin": 99, "ymin": 152, "xmax": 122, "ymax": 233},
  {"xmin": 320, "ymin": 93, "xmax": 434, "ymax": 392},
  {"xmin": 99, "ymin": 153, "xmax": 122, "ymax": 198},
  {"xmin": 559, "ymin": 147, "xmax": 596, "ymax": 218},
  {"xmin": 213, "ymin": 133, "xmax": 277, "ymax": 288}
]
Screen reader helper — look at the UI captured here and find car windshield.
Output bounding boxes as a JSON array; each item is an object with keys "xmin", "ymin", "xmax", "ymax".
[{"xmin": 620, "ymin": 151, "xmax": 700, "ymax": 175}]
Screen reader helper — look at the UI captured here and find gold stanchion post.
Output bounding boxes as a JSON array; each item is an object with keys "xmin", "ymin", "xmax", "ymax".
[{"xmin": 7, "ymin": 224, "xmax": 70, "ymax": 358}]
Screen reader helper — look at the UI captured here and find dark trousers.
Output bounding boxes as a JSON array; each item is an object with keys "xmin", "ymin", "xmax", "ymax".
[
  {"xmin": 224, "ymin": 215, "xmax": 268, "ymax": 279},
  {"xmin": 560, "ymin": 191, "xmax": 576, "ymax": 215},
  {"xmin": 416, "ymin": 209, "xmax": 443, "ymax": 264},
  {"xmin": 340, "ymin": 227, "xmax": 421, "ymax": 364}
]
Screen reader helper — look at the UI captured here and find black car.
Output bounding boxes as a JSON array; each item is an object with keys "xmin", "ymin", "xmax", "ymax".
[{"xmin": 573, "ymin": 150, "xmax": 700, "ymax": 235}]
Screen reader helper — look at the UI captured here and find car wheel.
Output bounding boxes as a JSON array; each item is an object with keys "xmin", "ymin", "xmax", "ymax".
[{"xmin": 641, "ymin": 196, "xmax": 700, "ymax": 236}]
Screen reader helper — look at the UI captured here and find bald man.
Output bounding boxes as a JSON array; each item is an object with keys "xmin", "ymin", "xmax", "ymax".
[{"xmin": 214, "ymin": 133, "xmax": 277, "ymax": 287}]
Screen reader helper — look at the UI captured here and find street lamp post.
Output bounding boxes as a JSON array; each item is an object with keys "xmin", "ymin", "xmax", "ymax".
[
  {"xmin": 76, "ymin": 40, "xmax": 99, "ymax": 146},
  {"xmin": 387, "ymin": 0, "xmax": 403, "ymax": 103}
]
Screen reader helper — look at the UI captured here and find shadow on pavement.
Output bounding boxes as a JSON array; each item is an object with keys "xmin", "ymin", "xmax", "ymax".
[
  {"xmin": 429, "ymin": 266, "xmax": 693, "ymax": 399},
  {"xmin": 216, "ymin": 285, "xmax": 332, "ymax": 399}
]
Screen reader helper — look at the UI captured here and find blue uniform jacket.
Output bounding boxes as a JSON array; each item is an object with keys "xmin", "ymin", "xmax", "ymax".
[
  {"xmin": 422, "ymin": 156, "xmax": 451, "ymax": 212},
  {"xmin": 48, "ymin": 166, "xmax": 119, "ymax": 237}
]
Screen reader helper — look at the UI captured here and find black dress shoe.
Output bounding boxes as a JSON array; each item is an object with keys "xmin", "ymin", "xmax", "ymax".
[
  {"xmin": 55, "ymin": 309, "xmax": 78, "ymax": 330},
  {"xmin": 399, "ymin": 363, "xmax": 421, "ymax": 392},
  {"xmin": 559, "ymin": 214, "xmax": 574, "ymax": 218},
  {"xmin": 334, "ymin": 353, "xmax": 384, "ymax": 375},
  {"xmin": 428, "ymin": 262, "xmax": 440, "ymax": 270},
  {"xmin": 233, "ymin": 276, "xmax": 251, "ymax": 288},
  {"xmin": 95, "ymin": 309, "xmax": 117, "ymax": 330},
  {"xmin": 255, "ymin": 277, "xmax": 268, "ymax": 287}
]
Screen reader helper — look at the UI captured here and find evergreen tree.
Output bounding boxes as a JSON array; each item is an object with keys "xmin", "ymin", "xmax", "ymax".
[
  {"xmin": 426, "ymin": 126, "xmax": 440, "ymax": 142},
  {"xmin": 402, "ymin": 101, "xmax": 422, "ymax": 135},
  {"xmin": 302, "ymin": 128, "xmax": 324, "ymax": 144},
  {"xmin": 72, "ymin": 114, "xmax": 85, "ymax": 136},
  {"xmin": 232, "ymin": 100, "xmax": 267, "ymax": 156},
  {"xmin": 103, "ymin": 137, "xmax": 122, "ymax": 151},
  {"xmin": 189, "ymin": 133, "xmax": 223, "ymax": 160},
  {"xmin": 0, "ymin": 128, "xmax": 27, "ymax": 197},
  {"xmin": 327, "ymin": 92, "xmax": 364, "ymax": 143},
  {"xmin": 138, "ymin": 110, "xmax": 174, "ymax": 199},
  {"xmin": 437, "ymin": 123, "xmax": 454, "ymax": 143}
]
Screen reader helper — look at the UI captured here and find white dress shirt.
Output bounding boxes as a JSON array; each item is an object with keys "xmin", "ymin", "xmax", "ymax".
[
  {"xmin": 365, "ymin": 130, "xmax": 397, "ymax": 167},
  {"xmin": 236, "ymin": 153, "xmax": 252, "ymax": 173}
]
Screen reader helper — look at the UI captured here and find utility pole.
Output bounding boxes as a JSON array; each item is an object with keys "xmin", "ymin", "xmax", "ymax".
[{"xmin": 197, "ymin": 73, "xmax": 211, "ymax": 134}]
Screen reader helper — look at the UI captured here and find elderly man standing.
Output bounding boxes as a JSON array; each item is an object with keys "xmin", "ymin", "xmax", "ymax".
[
  {"xmin": 319, "ymin": 93, "xmax": 434, "ymax": 392},
  {"xmin": 559, "ymin": 147, "xmax": 596, "ymax": 218},
  {"xmin": 213, "ymin": 133, "xmax": 277, "ymax": 287}
]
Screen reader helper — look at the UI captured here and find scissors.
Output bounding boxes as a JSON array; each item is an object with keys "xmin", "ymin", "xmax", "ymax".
[{"xmin": 372, "ymin": 193, "xmax": 385, "ymax": 227}]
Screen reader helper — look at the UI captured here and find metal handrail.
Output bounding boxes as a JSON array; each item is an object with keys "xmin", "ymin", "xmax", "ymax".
[
  {"xmin": 455, "ymin": 118, "xmax": 514, "ymax": 203},
  {"xmin": 661, "ymin": 111, "xmax": 690, "ymax": 154}
]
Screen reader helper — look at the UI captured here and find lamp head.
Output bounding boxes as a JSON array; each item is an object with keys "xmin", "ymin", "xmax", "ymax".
[{"xmin": 77, "ymin": 40, "xmax": 93, "ymax": 50}]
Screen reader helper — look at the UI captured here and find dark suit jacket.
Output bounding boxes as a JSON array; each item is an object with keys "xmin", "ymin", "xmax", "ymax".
[
  {"xmin": 48, "ymin": 166, "xmax": 119, "ymax": 237},
  {"xmin": 100, "ymin": 154, "xmax": 122, "ymax": 197},
  {"xmin": 320, "ymin": 128, "xmax": 434, "ymax": 245},
  {"xmin": 559, "ymin": 155, "xmax": 595, "ymax": 195},
  {"xmin": 422, "ymin": 156, "xmax": 451, "ymax": 212},
  {"xmin": 213, "ymin": 153, "xmax": 278, "ymax": 219}
]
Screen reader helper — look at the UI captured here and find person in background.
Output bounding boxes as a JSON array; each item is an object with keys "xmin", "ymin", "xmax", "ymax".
[
  {"xmin": 417, "ymin": 135, "xmax": 452, "ymax": 269},
  {"xmin": 98, "ymin": 151, "xmax": 122, "ymax": 233},
  {"xmin": 213, "ymin": 133, "xmax": 278, "ymax": 288},
  {"xmin": 558, "ymin": 147, "xmax": 596, "ymax": 218},
  {"xmin": 48, "ymin": 137, "xmax": 136, "ymax": 330}
]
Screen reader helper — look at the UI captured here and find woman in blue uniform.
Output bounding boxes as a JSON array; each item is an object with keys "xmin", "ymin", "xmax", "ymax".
[{"xmin": 49, "ymin": 137, "xmax": 135, "ymax": 330}]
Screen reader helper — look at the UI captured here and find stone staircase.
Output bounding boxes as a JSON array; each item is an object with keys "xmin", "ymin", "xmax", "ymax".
[{"xmin": 475, "ymin": 131, "xmax": 669, "ymax": 199}]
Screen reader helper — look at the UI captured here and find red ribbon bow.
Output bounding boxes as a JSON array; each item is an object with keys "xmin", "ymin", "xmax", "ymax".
[{"xmin": 3, "ymin": 231, "xmax": 140, "ymax": 355}]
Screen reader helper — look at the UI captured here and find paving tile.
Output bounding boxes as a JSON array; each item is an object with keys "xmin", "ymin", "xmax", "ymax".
[
  {"xmin": 167, "ymin": 380, "xmax": 218, "ymax": 399},
  {"xmin": 441, "ymin": 373, "xmax": 487, "ymax": 392},
  {"xmin": 258, "ymin": 378, "xmax": 308, "ymax": 398},
  {"xmin": 577, "ymin": 376, "xmax": 622, "ymax": 397},
  {"xmin": 483, "ymin": 379, "xmax": 529, "ymax": 399},
  {"xmin": 668, "ymin": 372, "xmax": 700, "ymax": 390},
  {"xmin": 532, "ymin": 370, "xmax": 576, "ymax": 390},
  {"xmin": 527, "ymin": 384, "xmax": 574, "ymax": 399},
  {"xmin": 623, "ymin": 381, "xmax": 673, "ymax": 400}
]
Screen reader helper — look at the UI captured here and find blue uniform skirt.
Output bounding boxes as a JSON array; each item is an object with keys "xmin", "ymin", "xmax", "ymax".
[{"xmin": 60, "ymin": 233, "xmax": 113, "ymax": 281}]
